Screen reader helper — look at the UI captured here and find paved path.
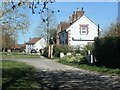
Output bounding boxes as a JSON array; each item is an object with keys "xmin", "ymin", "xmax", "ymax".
[{"xmin": 12, "ymin": 57, "xmax": 120, "ymax": 90}]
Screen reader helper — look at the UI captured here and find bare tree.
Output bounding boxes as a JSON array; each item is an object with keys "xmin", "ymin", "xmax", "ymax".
[
  {"xmin": 103, "ymin": 21, "xmax": 120, "ymax": 36},
  {"xmin": 1, "ymin": 2, "xmax": 29, "ymax": 51},
  {"xmin": 36, "ymin": 9, "xmax": 58, "ymax": 44}
]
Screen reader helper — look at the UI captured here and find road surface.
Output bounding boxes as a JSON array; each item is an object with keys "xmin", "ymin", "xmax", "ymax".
[{"xmin": 11, "ymin": 57, "xmax": 120, "ymax": 90}]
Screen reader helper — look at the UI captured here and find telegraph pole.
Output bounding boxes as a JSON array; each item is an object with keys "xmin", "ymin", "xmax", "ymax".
[{"xmin": 98, "ymin": 24, "xmax": 100, "ymax": 37}]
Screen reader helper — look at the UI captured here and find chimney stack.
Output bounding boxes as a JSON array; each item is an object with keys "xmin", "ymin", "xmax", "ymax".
[
  {"xmin": 72, "ymin": 11, "xmax": 76, "ymax": 22},
  {"xmin": 76, "ymin": 7, "xmax": 84, "ymax": 19},
  {"xmin": 69, "ymin": 14, "xmax": 73, "ymax": 23},
  {"xmin": 81, "ymin": 7, "xmax": 83, "ymax": 11},
  {"xmin": 69, "ymin": 7, "xmax": 84, "ymax": 23},
  {"xmin": 29, "ymin": 38, "xmax": 31, "ymax": 41}
]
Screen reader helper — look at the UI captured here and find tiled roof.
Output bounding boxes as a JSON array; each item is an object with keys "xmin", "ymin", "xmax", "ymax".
[
  {"xmin": 11, "ymin": 44, "xmax": 26, "ymax": 49},
  {"xmin": 26, "ymin": 37, "xmax": 41, "ymax": 44},
  {"xmin": 60, "ymin": 22, "xmax": 70, "ymax": 31},
  {"xmin": 58, "ymin": 8, "xmax": 84, "ymax": 32}
]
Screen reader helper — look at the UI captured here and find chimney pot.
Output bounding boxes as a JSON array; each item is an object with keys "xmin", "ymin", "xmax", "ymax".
[
  {"xmin": 73, "ymin": 11, "xmax": 75, "ymax": 14},
  {"xmin": 69, "ymin": 14, "xmax": 73, "ymax": 23},
  {"xmin": 81, "ymin": 7, "xmax": 83, "ymax": 11},
  {"xmin": 72, "ymin": 12, "xmax": 76, "ymax": 22},
  {"xmin": 76, "ymin": 7, "xmax": 84, "ymax": 19},
  {"xmin": 77, "ymin": 8, "xmax": 80, "ymax": 11}
]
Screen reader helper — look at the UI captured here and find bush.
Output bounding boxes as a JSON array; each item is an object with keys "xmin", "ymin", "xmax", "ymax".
[
  {"xmin": 73, "ymin": 43, "xmax": 94, "ymax": 57},
  {"xmin": 59, "ymin": 54, "xmax": 85, "ymax": 64},
  {"xmin": 53, "ymin": 44, "xmax": 93, "ymax": 58},
  {"xmin": 94, "ymin": 36, "xmax": 120, "ymax": 68},
  {"xmin": 53, "ymin": 45, "xmax": 72, "ymax": 57}
]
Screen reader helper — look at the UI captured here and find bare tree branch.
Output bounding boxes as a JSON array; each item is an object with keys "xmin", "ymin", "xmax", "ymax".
[{"xmin": 1, "ymin": 2, "xmax": 30, "ymax": 50}]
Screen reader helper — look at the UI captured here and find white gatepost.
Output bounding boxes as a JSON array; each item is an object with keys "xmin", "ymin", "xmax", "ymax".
[
  {"xmin": 90, "ymin": 54, "xmax": 93, "ymax": 63},
  {"xmin": 60, "ymin": 52, "xmax": 64, "ymax": 58}
]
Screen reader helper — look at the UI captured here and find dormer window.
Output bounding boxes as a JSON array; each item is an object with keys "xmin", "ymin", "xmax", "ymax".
[{"xmin": 80, "ymin": 24, "xmax": 89, "ymax": 35}]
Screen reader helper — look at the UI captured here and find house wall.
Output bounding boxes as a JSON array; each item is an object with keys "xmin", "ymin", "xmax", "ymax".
[
  {"xmin": 59, "ymin": 30, "xmax": 68, "ymax": 45},
  {"xmin": 25, "ymin": 38, "xmax": 47, "ymax": 53},
  {"xmin": 67, "ymin": 15, "xmax": 98, "ymax": 46},
  {"xmin": 26, "ymin": 44, "xmax": 34, "ymax": 53},
  {"xmin": 33, "ymin": 38, "xmax": 47, "ymax": 52}
]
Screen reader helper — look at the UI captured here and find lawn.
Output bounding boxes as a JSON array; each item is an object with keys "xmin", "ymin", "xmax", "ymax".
[
  {"xmin": 1, "ymin": 52, "xmax": 40, "ymax": 59},
  {"xmin": 58, "ymin": 60, "xmax": 120, "ymax": 76},
  {"xmin": 1, "ymin": 60, "xmax": 41, "ymax": 90}
]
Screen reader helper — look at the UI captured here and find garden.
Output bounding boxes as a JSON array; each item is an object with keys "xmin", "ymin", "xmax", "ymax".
[{"xmin": 52, "ymin": 36, "xmax": 120, "ymax": 76}]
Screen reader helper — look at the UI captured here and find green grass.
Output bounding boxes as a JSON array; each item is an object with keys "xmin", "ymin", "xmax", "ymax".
[
  {"xmin": 2, "ymin": 60, "xmax": 40, "ymax": 90},
  {"xmin": 58, "ymin": 60, "xmax": 120, "ymax": 76},
  {"xmin": 1, "ymin": 52, "xmax": 40, "ymax": 59}
]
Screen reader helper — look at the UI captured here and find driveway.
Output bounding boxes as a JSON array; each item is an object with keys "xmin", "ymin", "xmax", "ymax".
[
  {"xmin": 12, "ymin": 57, "xmax": 120, "ymax": 90},
  {"xmin": 12, "ymin": 57, "xmax": 80, "ymax": 71}
]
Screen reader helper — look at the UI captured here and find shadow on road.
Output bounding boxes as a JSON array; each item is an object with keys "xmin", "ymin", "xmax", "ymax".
[
  {"xmin": 34, "ymin": 69, "xmax": 120, "ymax": 90},
  {"xmin": 4, "ymin": 59, "xmax": 120, "ymax": 90}
]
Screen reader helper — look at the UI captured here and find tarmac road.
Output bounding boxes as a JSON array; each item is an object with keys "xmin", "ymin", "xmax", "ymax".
[{"xmin": 11, "ymin": 57, "xmax": 120, "ymax": 90}]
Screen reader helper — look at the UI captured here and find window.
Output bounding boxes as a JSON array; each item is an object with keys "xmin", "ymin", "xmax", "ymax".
[{"xmin": 80, "ymin": 24, "xmax": 88, "ymax": 35}]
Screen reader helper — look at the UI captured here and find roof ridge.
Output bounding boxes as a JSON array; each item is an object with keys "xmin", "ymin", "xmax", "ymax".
[
  {"xmin": 31, "ymin": 37, "xmax": 41, "ymax": 39},
  {"xmin": 26, "ymin": 37, "xmax": 42, "ymax": 44}
]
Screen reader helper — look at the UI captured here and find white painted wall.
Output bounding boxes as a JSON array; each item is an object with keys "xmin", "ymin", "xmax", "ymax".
[
  {"xmin": 67, "ymin": 15, "xmax": 100, "ymax": 46},
  {"xmin": 33, "ymin": 38, "xmax": 47, "ymax": 52},
  {"xmin": 26, "ymin": 44, "xmax": 33, "ymax": 53},
  {"xmin": 25, "ymin": 38, "xmax": 47, "ymax": 53}
]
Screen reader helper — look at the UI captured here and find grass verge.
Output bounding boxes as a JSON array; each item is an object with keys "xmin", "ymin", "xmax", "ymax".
[
  {"xmin": 1, "ymin": 52, "xmax": 40, "ymax": 59},
  {"xmin": 58, "ymin": 60, "xmax": 120, "ymax": 76},
  {"xmin": 2, "ymin": 60, "xmax": 40, "ymax": 90}
]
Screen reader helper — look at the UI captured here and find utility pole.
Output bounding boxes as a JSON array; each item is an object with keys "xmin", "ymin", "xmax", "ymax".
[
  {"xmin": 47, "ymin": 21, "xmax": 49, "ymax": 45},
  {"xmin": 46, "ymin": 9, "xmax": 49, "ymax": 45},
  {"xmin": 98, "ymin": 24, "xmax": 100, "ymax": 37}
]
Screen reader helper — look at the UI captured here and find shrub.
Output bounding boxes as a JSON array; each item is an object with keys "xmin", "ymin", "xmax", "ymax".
[
  {"xmin": 73, "ymin": 43, "xmax": 94, "ymax": 57},
  {"xmin": 59, "ymin": 54, "xmax": 84, "ymax": 64},
  {"xmin": 53, "ymin": 45, "xmax": 72, "ymax": 57},
  {"xmin": 94, "ymin": 36, "xmax": 120, "ymax": 68}
]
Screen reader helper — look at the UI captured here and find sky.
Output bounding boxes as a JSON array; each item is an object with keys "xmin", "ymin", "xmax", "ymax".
[{"xmin": 17, "ymin": 2, "xmax": 118, "ymax": 44}]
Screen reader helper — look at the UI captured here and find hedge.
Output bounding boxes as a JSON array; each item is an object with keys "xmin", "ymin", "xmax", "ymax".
[{"xmin": 94, "ymin": 36, "xmax": 120, "ymax": 68}]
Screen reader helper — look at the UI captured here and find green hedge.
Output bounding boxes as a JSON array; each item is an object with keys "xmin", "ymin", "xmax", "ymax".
[{"xmin": 94, "ymin": 36, "xmax": 120, "ymax": 68}]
